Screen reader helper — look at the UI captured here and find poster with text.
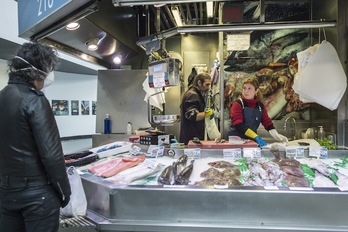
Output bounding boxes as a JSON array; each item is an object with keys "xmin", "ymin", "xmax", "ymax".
[{"xmin": 71, "ymin": 100, "xmax": 79, "ymax": 115}]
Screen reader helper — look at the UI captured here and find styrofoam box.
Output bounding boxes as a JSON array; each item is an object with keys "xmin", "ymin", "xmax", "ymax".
[{"xmin": 89, "ymin": 141, "xmax": 133, "ymax": 159}]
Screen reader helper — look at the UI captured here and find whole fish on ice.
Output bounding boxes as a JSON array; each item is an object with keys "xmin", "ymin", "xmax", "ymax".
[
  {"xmin": 174, "ymin": 160, "xmax": 195, "ymax": 185},
  {"xmin": 158, "ymin": 165, "xmax": 174, "ymax": 185}
]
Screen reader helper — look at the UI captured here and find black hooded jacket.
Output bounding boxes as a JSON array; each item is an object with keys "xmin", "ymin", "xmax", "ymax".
[
  {"xmin": 180, "ymin": 86, "xmax": 206, "ymax": 144},
  {"xmin": 0, "ymin": 76, "xmax": 71, "ymax": 206}
]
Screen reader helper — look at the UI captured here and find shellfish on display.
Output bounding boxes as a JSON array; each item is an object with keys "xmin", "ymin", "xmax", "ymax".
[{"xmin": 208, "ymin": 160, "xmax": 235, "ymax": 169}]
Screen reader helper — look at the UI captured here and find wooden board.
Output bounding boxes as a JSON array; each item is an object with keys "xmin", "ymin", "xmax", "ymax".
[{"xmin": 187, "ymin": 140, "xmax": 258, "ymax": 149}]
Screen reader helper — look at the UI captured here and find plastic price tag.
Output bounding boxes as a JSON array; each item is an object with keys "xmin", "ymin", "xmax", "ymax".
[
  {"xmin": 223, "ymin": 148, "xmax": 242, "ymax": 159},
  {"xmin": 286, "ymin": 146, "xmax": 304, "ymax": 159},
  {"xmin": 143, "ymin": 159, "xmax": 159, "ymax": 169},
  {"xmin": 146, "ymin": 145, "xmax": 164, "ymax": 158},
  {"xmin": 264, "ymin": 186, "xmax": 279, "ymax": 190},
  {"xmin": 243, "ymin": 147, "xmax": 261, "ymax": 158},
  {"xmin": 309, "ymin": 147, "xmax": 328, "ymax": 159},
  {"xmin": 184, "ymin": 148, "xmax": 201, "ymax": 159},
  {"xmin": 130, "ymin": 146, "xmax": 142, "ymax": 155}
]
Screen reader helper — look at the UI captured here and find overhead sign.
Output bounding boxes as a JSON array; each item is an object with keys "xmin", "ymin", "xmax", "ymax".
[
  {"xmin": 18, "ymin": 0, "xmax": 71, "ymax": 36},
  {"xmin": 17, "ymin": 0, "xmax": 91, "ymax": 39}
]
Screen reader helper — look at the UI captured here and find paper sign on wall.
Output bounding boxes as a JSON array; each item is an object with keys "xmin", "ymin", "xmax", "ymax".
[{"xmin": 227, "ymin": 34, "xmax": 250, "ymax": 51}]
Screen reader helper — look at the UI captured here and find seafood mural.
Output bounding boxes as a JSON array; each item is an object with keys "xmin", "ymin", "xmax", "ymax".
[
  {"xmin": 222, "ymin": 1, "xmax": 333, "ymax": 120},
  {"xmin": 224, "ymin": 29, "xmax": 311, "ymax": 120}
]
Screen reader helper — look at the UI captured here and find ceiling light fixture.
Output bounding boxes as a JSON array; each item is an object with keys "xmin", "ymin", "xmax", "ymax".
[
  {"xmin": 206, "ymin": 1, "xmax": 214, "ymax": 18},
  {"xmin": 171, "ymin": 6, "xmax": 183, "ymax": 27},
  {"xmin": 66, "ymin": 22, "xmax": 80, "ymax": 30},
  {"xmin": 154, "ymin": 3, "xmax": 166, "ymax": 7},
  {"xmin": 113, "ymin": 54, "xmax": 122, "ymax": 64},
  {"xmin": 86, "ymin": 38, "xmax": 99, "ymax": 51}
]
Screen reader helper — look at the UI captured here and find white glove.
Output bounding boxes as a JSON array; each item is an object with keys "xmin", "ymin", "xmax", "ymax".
[{"xmin": 269, "ymin": 129, "xmax": 288, "ymax": 143}]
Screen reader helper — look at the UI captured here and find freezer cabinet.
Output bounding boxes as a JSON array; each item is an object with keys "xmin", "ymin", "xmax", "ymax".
[{"xmin": 81, "ymin": 173, "xmax": 348, "ymax": 232}]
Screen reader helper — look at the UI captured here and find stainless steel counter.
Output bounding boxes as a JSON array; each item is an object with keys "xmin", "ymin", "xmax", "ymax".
[{"xmin": 80, "ymin": 148, "xmax": 348, "ymax": 232}]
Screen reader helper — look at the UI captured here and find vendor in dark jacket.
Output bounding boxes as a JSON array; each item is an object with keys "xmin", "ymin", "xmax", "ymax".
[
  {"xmin": 0, "ymin": 42, "xmax": 71, "ymax": 232},
  {"xmin": 180, "ymin": 72, "xmax": 213, "ymax": 144},
  {"xmin": 229, "ymin": 77, "xmax": 288, "ymax": 147}
]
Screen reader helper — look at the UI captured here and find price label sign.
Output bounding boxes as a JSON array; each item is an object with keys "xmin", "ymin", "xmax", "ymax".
[
  {"xmin": 319, "ymin": 147, "xmax": 328, "ymax": 159},
  {"xmin": 130, "ymin": 146, "xmax": 142, "ymax": 155},
  {"xmin": 243, "ymin": 148, "xmax": 261, "ymax": 158},
  {"xmin": 184, "ymin": 148, "xmax": 201, "ymax": 159},
  {"xmin": 146, "ymin": 145, "xmax": 164, "ymax": 158},
  {"xmin": 223, "ymin": 148, "xmax": 242, "ymax": 159},
  {"xmin": 286, "ymin": 146, "xmax": 304, "ymax": 159},
  {"xmin": 152, "ymin": 72, "xmax": 166, "ymax": 87},
  {"xmin": 143, "ymin": 159, "xmax": 159, "ymax": 169},
  {"xmin": 309, "ymin": 147, "xmax": 328, "ymax": 159}
]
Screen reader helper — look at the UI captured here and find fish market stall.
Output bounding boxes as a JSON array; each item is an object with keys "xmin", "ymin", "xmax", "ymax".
[{"xmin": 74, "ymin": 143, "xmax": 348, "ymax": 232}]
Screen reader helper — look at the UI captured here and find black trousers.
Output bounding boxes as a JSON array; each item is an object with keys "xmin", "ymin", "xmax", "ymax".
[{"xmin": 0, "ymin": 184, "xmax": 61, "ymax": 232}]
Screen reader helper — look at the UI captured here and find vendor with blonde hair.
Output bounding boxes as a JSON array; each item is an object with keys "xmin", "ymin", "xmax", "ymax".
[{"xmin": 229, "ymin": 77, "xmax": 288, "ymax": 146}]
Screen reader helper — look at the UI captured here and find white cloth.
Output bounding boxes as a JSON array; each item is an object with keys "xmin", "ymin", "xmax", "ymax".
[{"xmin": 142, "ymin": 75, "xmax": 166, "ymax": 111}]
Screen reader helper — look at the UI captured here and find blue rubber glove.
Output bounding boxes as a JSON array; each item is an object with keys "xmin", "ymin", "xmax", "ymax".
[
  {"xmin": 204, "ymin": 108, "xmax": 214, "ymax": 120},
  {"xmin": 254, "ymin": 136, "xmax": 267, "ymax": 147}
]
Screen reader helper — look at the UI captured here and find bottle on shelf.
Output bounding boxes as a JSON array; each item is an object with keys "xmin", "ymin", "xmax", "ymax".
[
  {"xmin": 104, "ymin": 114, "xmax": 111, "ymax": 134},
  {"xmin": 127, "ymin": 122, "xmax": 133, "ymax": 135},
  {"xmin": 318, "ymin": 126, "xmax": 325, "ymax": 140}
]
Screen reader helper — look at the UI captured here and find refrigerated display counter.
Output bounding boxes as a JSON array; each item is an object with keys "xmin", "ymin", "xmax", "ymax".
[{"xmin": 78, "ymin": 148, "xmax": 348, "ymax": 232}]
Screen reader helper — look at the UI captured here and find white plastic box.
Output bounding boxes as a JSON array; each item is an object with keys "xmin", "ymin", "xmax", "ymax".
[{"xmin": 89, "ymin": 141, "xmax": 133, "ymax": 159}]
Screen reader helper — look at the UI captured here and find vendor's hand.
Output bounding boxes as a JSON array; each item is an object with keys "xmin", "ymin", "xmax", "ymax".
[
  {"xmin": 269, "ymin": 129, "xmax": 288, "ymax": 143},
  {"xmin": 254, "ymin": 136, "xmax": 267, "ymax": 147},
  {"xmin": 204, "ymin": 108, "xmax": 214, "ymax": 119}
]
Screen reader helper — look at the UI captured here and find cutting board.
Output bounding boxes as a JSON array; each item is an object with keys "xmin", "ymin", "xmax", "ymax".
[{"xmin": 187, "ymin": 140, "xmax": 258, "ymax": 149}]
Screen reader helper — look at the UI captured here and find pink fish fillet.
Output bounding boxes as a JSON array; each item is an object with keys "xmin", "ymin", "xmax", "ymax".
[{"xmin": 89, "ymin": 156, "xmax": 146, "ymax": 178}]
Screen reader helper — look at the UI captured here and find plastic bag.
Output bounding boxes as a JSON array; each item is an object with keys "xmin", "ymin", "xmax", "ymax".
[
  {"xmin": 60, "ymin": 166, "xmax": 87, "ymax": 217},
  {"xmin": 205, "ymin": 117, "xmax": 221, "ymax": 140},
  {"xmin": 293, "ymin": 40, "xmax": 347, "ymax": 110}
]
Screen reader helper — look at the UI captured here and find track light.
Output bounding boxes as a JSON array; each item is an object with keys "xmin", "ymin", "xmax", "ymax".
[
  {"xmin": 66, "ymin": 22, "xmax": 80, "ymax": 30},
  {"xmin": 206, "ymin": 1, "xmax": 213, "ymax": 18},
  {"xmin": 86, "ymin": 38, "xmax": 99, "ymax": 51},
  {"xmin": 113, "ymin": 54, "xmax": 122, "ymax": 64},
  {"xmin": 171, "ymin": 6, "xmax": 183, "ymax": 27}
]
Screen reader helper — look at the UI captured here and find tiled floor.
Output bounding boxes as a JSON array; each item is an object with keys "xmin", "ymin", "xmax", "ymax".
[{"xmin": 61, "ymin": 138, "xmax": 93, "ymax": 154}]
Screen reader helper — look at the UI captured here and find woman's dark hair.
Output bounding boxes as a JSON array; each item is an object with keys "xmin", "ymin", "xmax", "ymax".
[{"xmin": 8, "ymin": 42, "xmax": 60, "ymax": 83}]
